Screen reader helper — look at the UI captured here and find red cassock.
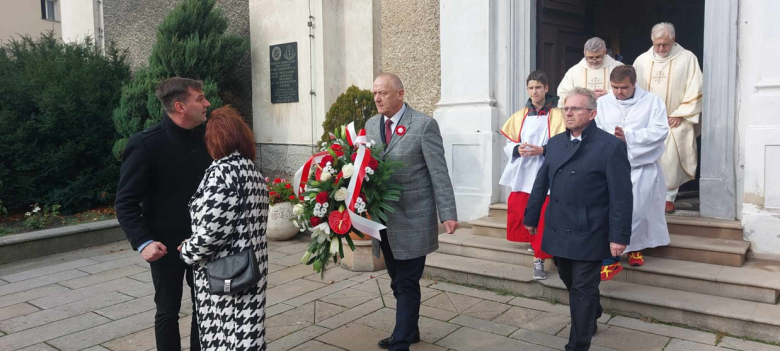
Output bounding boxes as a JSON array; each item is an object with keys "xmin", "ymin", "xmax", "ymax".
[{"xmin": 506, "ymin": 191, "xmax": 552, "ymax": 260}]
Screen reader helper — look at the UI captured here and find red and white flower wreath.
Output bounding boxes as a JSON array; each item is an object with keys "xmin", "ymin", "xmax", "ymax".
[{"xmin": 395, "ymin": 125, "xmax": 407, "ymax": 136}]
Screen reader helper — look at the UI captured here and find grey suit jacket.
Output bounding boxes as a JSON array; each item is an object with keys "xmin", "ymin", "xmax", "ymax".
[{"xmin": 368, "ymin": 104, "xmax": 458, "ymax": 260}]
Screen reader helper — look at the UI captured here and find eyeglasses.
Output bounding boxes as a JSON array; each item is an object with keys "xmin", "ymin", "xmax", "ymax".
[{"xmin": 563, "ymin": 107, "xmax": 593, "ymax": 113}]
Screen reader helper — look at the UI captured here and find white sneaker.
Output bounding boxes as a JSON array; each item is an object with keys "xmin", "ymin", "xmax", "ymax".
[{"xmin": 533, "ymin": 259, "xmax": 547, "ymax": 280}]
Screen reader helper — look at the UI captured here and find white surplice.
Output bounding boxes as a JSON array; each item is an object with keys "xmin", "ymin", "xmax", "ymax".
[
  {"xmin": 596, "ymin": 85, "xmax": 670, "ymax": 252},
  {"xmin": 499, "ymin": 114, "xmax": 550, "ymax": 193}
]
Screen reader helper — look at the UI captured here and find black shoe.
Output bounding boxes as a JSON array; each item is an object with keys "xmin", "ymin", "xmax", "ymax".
[{"xmin": 377, "ymin": 334, "xmax": 421, "ymax": 349}]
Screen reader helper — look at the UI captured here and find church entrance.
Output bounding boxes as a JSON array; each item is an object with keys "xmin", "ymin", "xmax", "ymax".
[{"xmin": 535, "ymin": 0, "xmax": 705, "ymax": 214}]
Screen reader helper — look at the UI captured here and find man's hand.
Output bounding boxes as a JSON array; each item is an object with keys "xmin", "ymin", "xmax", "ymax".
[
  {"xmin": 668, "ymin": 117, "xmax": 682, "ymax": 128},
  {"xmin": 141, "ymin": 241, "xmax": 167, "ymax": 262},
  {"xmin": 443, "ymin": 220, "xmax": 459, "ymax": 234},
  {"xmin": 519, "ymin": 143, "xmax": 544, "ymax": 157},
  {"xmin": 525, "ymin": 226, "xmax": 537, "ymax": 235},
  {"xmin": 610, "ymin": 243, "xmax": 627, "ymax": 257},
  {"xmin": 593, "ymin": 89, "xmax": 607, "ymax": 98},
  {"xmin": 614, "ymin": 126, "xmax": 626, "ymax": 142}
]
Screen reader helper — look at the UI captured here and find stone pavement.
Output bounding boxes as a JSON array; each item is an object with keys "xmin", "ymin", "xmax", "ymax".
[{"xmin": 1, "ymin": 236, "xmax": 779, "ymax": 351}]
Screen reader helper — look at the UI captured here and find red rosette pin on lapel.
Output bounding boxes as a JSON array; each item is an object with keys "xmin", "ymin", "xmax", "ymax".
[
  {"xmin": 328, "ymin": 209, "xmax": 352, "ymax": 235},
  {"xmin": 395, "ymin": 125, "xmax": 407, "ymax": 137}
]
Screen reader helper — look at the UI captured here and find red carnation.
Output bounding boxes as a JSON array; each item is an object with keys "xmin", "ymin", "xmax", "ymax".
[
  {"xmin": 368, "ymin": 157, "xmax": 379, "ymax": 170},
  {"xmin": 315, "ymin": 191, "xmax": 329, "ymax": 204},
  {"xmin": 285, "ymin": 183, "xmax": 292, "ymax": 189},
  {"xmin": 269, "ymin": 191, "xmax": 278, "ymax": 197},
  {"xmin": 289, "ymin": 195, "xmax": 296, "ymax": 200},
  {"xmin": 310, "ymin": 217, "xmax": 322, "ymax": 227},
  {"xmin": 274, "ymin": 178, "xmax": 282, "ymax": 183}
]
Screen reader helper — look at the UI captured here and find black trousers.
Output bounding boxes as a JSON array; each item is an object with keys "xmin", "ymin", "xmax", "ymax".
[
  {"xmin": 554, "ymin": 257, "xmax": 603, "ymax": 351},
  {"xmin": 150, "ymin": 262, "xmax": 200, "ymax": 351},
  {"xmin": 379, "ymin": 230, "xmax": 426, "ymax": 351}
]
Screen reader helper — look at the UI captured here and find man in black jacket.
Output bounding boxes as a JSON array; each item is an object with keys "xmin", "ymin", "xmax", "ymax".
[
  {"xmin": 524, "ymin": 87, "xmax": 633, "ymax": 351},
  {"xmin": 115, "ymin": 77, "xmax": 212, "ymax": 351}
]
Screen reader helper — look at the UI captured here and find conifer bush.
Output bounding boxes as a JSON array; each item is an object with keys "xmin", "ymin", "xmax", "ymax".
[
  {"xmin": 112, "ymin": 0, "xmax": 248, "ymax": 158},
  {"xmin": 0, "ymin": 32, "xmax": 130, "ymax": 212},
  {"xmin": 321, "ymin": 85, "xmax": 378, "ymax": 142}
]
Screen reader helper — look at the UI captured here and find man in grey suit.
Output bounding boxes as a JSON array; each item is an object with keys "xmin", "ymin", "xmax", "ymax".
[{"xmin": 367, "ymin": 73, "xmax": 459, "ymax": 351}]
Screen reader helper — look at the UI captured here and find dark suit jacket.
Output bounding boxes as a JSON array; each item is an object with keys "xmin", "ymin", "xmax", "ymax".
[
  {"xmin": 523, "ymin": 120, "xmax": 633, "ymax": 261},
  {"xmin": 115, "ymin": 116, "xmax": 213, "ymax": 265}
]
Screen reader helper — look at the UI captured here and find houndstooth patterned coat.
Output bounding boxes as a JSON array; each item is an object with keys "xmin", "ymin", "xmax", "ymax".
[{"xmin": 180, "ymin": 151, "xmax": 269, "ymax": 351}]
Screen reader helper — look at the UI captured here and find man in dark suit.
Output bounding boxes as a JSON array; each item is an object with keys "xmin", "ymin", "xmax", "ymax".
[
  {"xmin": 366, "ymin": 73, "xmax": 459, "ymax": 351},
  {"xmin": 524, "ymin": 87, "xmax": 633, "ymax": 351},
  {"xmin": 115, "ymin": 77, "xmax": 212, "ymax": 351}
]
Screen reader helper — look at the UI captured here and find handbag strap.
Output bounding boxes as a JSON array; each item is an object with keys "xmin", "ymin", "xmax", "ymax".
[{"xmin": 232, "ymin": 163, "xmax": 259, "ymax": 255}]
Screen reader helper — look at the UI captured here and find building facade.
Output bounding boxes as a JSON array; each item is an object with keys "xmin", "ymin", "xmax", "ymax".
[{"xmin": 0, "ymin": 0, "xmax": 62, "ymax": 44}]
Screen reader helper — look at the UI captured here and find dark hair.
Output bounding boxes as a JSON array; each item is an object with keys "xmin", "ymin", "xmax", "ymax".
[
  {"xmin": 610, "ymin": 65, "xmax": 637, "ymax": 85},
  {"xmin": 205, "ymin": 106, "xmax": 256, "ymax": 161},
  {"xmin": 526, "ymin": 70, "xmax": 549, "ymax": 87},
  {"xmin": 155, "ymin": 77, "xmax": 204, "ymax": 113}
]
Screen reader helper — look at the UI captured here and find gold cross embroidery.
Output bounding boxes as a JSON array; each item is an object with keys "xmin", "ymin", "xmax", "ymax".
[
  {"xmin": 652, "ymin": 70, "xmax": 667, "ymax": 84},
  {"xmin": 587, "ymin": 77, "xmax": 603, "ymax": 90}
]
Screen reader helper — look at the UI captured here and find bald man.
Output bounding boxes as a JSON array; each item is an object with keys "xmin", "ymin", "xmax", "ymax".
[{"xmin": 367, "ymin": 73, "xmax": 458, "ymax": 351}]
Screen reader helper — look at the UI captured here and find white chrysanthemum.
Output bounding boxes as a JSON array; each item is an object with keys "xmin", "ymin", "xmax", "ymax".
[
  {"xmin": 334, "ymin": 187, "xmax": 349, "ymax": 201},
  {"xmin": 342, "ymin": 164, "xmax": 355, "ymax": 179}
]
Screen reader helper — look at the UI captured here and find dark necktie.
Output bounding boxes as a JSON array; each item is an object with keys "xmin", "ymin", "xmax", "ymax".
[
  {"xmin": 571, "ymin": 139, "xmax": 581, "ymax": 145},
  {"xmin": 384, "ymin": 119, "xmax": 393, "ymax": 145}
]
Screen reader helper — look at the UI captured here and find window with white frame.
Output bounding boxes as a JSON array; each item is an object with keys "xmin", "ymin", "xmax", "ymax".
[{"xmin": 41, "ymin": 0, "xmax": 57, "ymax": 21}]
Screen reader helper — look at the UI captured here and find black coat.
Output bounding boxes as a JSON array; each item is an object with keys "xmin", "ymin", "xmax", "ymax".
[
  {"xmin": 115, "ymin": 116, "xmax": 213, "ymax": 265},
  {"xmin": 523, "ymin": 121, "xmax": 633, "ymax": 261}
]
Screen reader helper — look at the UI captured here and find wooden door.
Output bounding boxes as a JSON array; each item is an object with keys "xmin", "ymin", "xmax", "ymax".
[{"xmin": 536, "ymin": 0, "xmax": 589, "ymax": 95}]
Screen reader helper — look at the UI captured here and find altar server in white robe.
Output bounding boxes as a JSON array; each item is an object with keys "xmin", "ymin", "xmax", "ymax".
[
  {"xmin": 500, "ymin": 70, "xmax": 566, "ymax": 281},
  {"xmin": 557, "ymin": 37, "xmax": 624, "ymax": 106},
  {"xmin": 634, "ymin": 22, "xmax": 703, "ymax": 214},
  {"xmin": 595, "ymin": 65, "xmax": 670, "ymax": 280}
]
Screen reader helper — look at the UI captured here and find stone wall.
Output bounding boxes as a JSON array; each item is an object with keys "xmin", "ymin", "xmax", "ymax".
[
  {"xmin": 379, "ymin": 0, "xmax": 441, "ymax": 116},
  {"xmin": 103, "ymin": 0, "xmax": 253, "ymax": 120}
]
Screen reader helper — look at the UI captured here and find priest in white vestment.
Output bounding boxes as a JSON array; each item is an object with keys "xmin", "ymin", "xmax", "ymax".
[
  {"xmin": 557, "ymin": 37, "xmax": 624, "ymax": 107},
  {"xmin": 595, "ymin": 65, "xmax": 670, "ymax": 281},
  {"xmin": 634, "ymin": 22, "xmax": 703, "ymax": 213},
  {"xmin": 500, "ymin": 70, "xmax": 566, "ymax": 281}
]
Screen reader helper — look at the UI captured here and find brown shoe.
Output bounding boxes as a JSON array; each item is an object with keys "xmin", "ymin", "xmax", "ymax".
[{"xmin": 665, "ymin": 201, "xmax": 675, "ymax": 214}]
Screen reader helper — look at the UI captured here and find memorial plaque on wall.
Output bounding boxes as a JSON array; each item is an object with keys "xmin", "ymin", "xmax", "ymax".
[{"xmin": 270, "ymin": 42, "xmax": 299, "ymax": 103}]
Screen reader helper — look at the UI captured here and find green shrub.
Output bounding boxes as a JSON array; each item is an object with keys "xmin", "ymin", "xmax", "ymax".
[
  {"xmin": 0, "ymin": 32, "xmax": 130, "ymax": 212},
  {"xmin": 112, "ymin": 0, "xmax": 247, "ymax": 158},
  {"xmin": 321, "ymin": 86, "xmax": 377, "ymax": 142},
  {"xmin": 23, "ymin": 203, "xmax": 61, "ymax": 230}
]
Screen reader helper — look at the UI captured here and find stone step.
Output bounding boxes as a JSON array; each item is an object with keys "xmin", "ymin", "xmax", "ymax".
[
  {"xmin": 469, "ymin": 215, "xmax": 750, "ymax": 267},
  {"xmin": 486, "ymin": 203, "xmax": 744, "ymax": 240},
  {"xmin": 424, "ymin": 252, "xmax": 780, "ymax": 344},
  {"xmin": 438, "ymin": 229, "xmax": 779, "ymax": 304}
]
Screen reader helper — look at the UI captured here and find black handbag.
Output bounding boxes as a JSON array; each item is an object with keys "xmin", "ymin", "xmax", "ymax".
[{"xmin": 205, "ymin": 176, "xmax": 261, "ymax": 296}]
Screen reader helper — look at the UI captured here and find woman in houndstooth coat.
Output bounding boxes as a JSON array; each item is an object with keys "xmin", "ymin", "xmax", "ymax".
[{"xmin": 179, "ymin": 106, "xmax": 269, "ymax": 351}]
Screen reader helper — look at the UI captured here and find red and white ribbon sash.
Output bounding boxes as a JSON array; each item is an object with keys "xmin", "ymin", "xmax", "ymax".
[{"xmin": 293, "ymin": 145, "xmax": 344, "ymax": 196}]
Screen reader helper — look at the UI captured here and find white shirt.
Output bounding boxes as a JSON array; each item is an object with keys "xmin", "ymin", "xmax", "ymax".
[
  {"xmin": 570, "ymin": 134, "xmax": 582, "ymax": 142},
  {"xmin": 382, "ymin": 103, "xmax": 407, "ymax": 137}
]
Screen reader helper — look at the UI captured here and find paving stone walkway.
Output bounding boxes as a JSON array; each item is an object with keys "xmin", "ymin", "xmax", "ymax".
[{"xmin": 1, "ymin": 235, "xmax": 779, "ymax": 351}]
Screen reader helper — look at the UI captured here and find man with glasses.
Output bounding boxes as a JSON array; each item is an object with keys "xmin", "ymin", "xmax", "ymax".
[
  {"xmin": 595, "ymin": 65, "xmax": 670, "ymax": 279},
  {"xmin": 525, "ymin": 87, "xmax": 632, "ymax": 351},
  {"xmin": 557, "ymin": 37, "xmax": 624, "ymax": 106},
  {"xmin": 634, "ymin": 22, "xmax": 703, "ymax": 214}
]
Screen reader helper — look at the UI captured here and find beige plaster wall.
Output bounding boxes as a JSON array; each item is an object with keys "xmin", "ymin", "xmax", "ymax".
[
  {"xmin": 0, "ymin": 1, "xmax": 61, "ymax": 44},
  {"xmin": 379, "ymin": 0, "xmax": 441, "ymax": 116}
]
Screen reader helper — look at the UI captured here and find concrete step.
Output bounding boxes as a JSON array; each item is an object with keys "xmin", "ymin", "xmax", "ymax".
[
  {"xmin": 424, "ymin": 252, "xmax": 780, "ymax": 343},
  {"xmin": 486, "ymin": 203, "xmax": 743, "ymax": 240},
  {"xmin": 469, "ymin": 214, "xmax": 750, "ymax": 267},
  {"xmin": 438, "ymin": 229, "xmax": 779, "ymax": 304}
]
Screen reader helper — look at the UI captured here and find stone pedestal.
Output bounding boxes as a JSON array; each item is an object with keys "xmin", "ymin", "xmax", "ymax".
[{"xmin": 340, "ymin": 238, "xmax": 386, "ymax": 272}]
